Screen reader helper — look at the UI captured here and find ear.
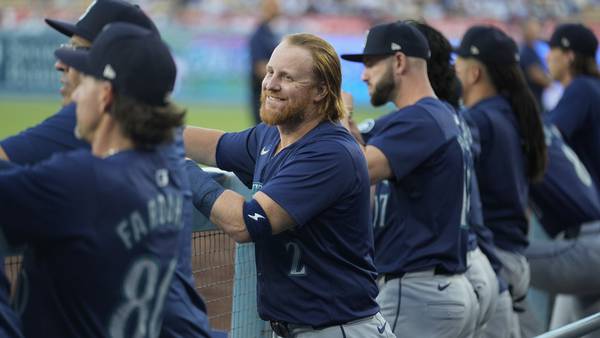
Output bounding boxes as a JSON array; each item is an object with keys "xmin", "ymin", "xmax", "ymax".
[
  {"xmin": 393, "ymin": 52, "xmax": 407, "ymax": 75},
  {"xmin": 566, "ymin": 50, "xmax": 575, "ymax": 64},
  {"xmin": 99, "ymin": 81, "xmax": 114, "ymax": 113},
  {"xmin": 469, "ymin": 63, "xmax": 483, "ymax": 85},
  {"xmin": 313, "ymin": 82, "xmax": 327, "ymax": 103}
]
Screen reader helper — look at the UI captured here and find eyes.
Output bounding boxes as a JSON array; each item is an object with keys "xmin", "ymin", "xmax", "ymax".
[{"xmin": 265, "ymin": 67, "xmax": 294, "ymax": 82}]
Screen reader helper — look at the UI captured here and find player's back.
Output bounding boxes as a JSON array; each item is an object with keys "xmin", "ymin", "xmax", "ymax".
[
  {"xmin": 8, "ymin": 148, "xmax": 183, "ymax": 338},
  {"xmin": 547, "ymin": 75, "xmax": 600, "ymax": 193},
  {"xmin": 464, "ymin": 95, "xmax": 529, "ymax": 252},
  {"xmin": 530, "ymin": 123, "xmax": 600, "ymax": 237}
]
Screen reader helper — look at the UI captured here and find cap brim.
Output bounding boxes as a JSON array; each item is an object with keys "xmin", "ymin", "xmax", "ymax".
[
  {"xmin": 340, "ymin": 53, "xmax": 366, "ymax": 62},
  {"xmin": 54, "ymin": 48, "xmax": 92, "ymax": 76},
  {"xmin": 45, "ymin": 18, "xmax": 78, "ymax": 38}
]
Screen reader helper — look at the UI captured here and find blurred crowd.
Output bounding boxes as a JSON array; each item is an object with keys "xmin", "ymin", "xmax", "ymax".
[{"xmin": 1, "ymin": 0, "xmax": 599, "ymax": 30}]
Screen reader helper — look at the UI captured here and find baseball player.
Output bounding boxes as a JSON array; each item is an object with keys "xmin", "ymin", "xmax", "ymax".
[
  {"xmin": 409, "ymin": 21, "xmax": 506, "ymax": 338},
  {"xmin": 340, "ymin": 21, "xmax": 478, "ymax": 338},
  {"xmin": 545, "ymin": 23, "xmax": 600, "ymax": 193},
  {"xmin": 183, "ymin": 33, "xmax": 394, "ymax": 338},
  {"xmin": 524, "ymin": 123, "xmax": 600, "ymax": 336},
  {"xmin": 455, "ymin": 25, "xmax": 547, "ymax": 338},
  {"xmin": 0, "ymin": 1, "xmax": 212, "ymax": 337},
  {"xmin": 0, "ymin": 22, "xmax": 184, "ymax": 337}
]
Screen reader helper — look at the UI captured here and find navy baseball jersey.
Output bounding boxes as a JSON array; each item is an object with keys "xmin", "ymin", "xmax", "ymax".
[
  {"xmin": 519, "ymin": 44, "xmax": 546, "ymax": 107},
  {"xmin": 0, "ymin": 148, "xmax": 183, "ymax": 338},
  {"xmin": 361, "ymin": 97, "xmax": 468, "ymax": 275},
  {"xmin": 216, "ymin": 121, "xmax": 379, "ymax": 327},
  {"xmin": 0, "ymin": 105, "xmax": 211, "ymax": 337},
  {"xmin": 547, "ymin": 76, "xmax": 600, "ymax": 194},
  {"xmin": 464, "ymin": 95, "xmax": 529, "ymax": 253},
  {"xmin": 530, "ymin": 124, "xmax": 600, "ymax": 237}
]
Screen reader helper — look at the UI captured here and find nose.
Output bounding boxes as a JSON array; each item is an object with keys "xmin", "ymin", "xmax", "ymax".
[
  {"xmin": 263, "ymin": 74, "xmax": 280, "ymax": 92},
  {"xmin": 361, "ymin": 68, "xmax": 369, "ymax": 83}
]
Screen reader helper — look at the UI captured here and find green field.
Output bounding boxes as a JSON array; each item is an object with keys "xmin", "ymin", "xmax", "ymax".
[{"xmin": 0, "ymin": 97, "xmax": 385, "ymax": 139}]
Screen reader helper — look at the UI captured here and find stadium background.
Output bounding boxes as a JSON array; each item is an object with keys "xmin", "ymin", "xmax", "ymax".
[{"xmin": 0, "ymin": 0, "xmax": 599, "ymax": 335}]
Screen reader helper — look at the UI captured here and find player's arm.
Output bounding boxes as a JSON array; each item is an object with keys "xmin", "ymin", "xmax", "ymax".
[
  {"xmin": 0, "ymin": 147, "xmax": 9, "ymax": 162},
  {"xmin": 185, "ymin": 160, "xmax": 294, "ymax": 243},
  {"xmin": 526, "ymin": 64, "xmax": 551, "ymax": 88},
  {"xmin": 364, "ymin": 146, "xmax": 393, "ymax": 185},
  {"xmin": 183, "ymin": 126, "xmax": 225, "ymax": 166}
]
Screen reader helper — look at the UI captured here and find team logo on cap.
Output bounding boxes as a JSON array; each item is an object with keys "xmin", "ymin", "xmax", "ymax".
[
  {"xmin": 391, "ymin": 42, "xmax": 402, "ymax": 51},
  {"xmin": 103, "ymin": 65, "xmax": 116, "ymax": 80},
  {"xmin": 561, "ymin": 37, "xmax": 570, "ymax": 48},
  {"xmin": 470, "ymin": 46, "xmax": 480, "ymax": 55}
]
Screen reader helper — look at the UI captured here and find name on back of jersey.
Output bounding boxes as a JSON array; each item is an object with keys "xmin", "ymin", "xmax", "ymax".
[{"xmin": 116, "ymin": 192, "xmax": 184, "ymax": 250}]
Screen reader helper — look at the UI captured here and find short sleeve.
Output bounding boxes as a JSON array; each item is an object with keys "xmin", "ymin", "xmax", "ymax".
[
  {"xmin": 260, "ymin": 143, "xmax": 356, "ymax": 228},
  {"xmin": 0, "ymin": 150, "xmax": 95, "ymax": 246},
  {"xmin": 547, "ymin": 80, "xmax": 591, "ymax": 140},
  {"xmin": 368, "ymin": 108, "xmax": 448, "ymax": 180},
  {"xmin": 215, "ymin": 126, "xmax": 260, "ymax": 186},
  {"xmin": 0, "ymin": 103, "xmax": 89, "ymax": 165}
]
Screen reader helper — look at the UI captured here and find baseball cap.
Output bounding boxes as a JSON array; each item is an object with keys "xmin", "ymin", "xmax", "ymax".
[
  {"xmin": 55, "ymin": 22, "xmax": 176, "ymax": 106},
  {"xmin": 341, "ymin": 21, "xmax": 431, "ymax": 62},
  {"xmin": 549, "ymin": 23, "xmax": 598, "ymax": 57},
  {"xmin": 455, "ymin": 26, "xmax": 519, "ymax": 65},
  {"xmin": 45, "ymin": 0, "xmax": 158, "ymax": 42}
]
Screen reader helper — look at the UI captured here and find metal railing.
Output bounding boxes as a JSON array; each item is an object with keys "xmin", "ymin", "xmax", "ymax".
[{"xmin": 534, "ymin": 312, "xmax": 600, "ymax": 338}]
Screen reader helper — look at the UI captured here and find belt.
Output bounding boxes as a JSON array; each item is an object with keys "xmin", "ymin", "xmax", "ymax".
[
  {"xmin": 270, "ymin": 315, "xmax": 375, "ymax": 337},
  {"xmin": 564, "ymin": 220, "xmax": 600, "ymax": 239},
  {"xmin": 383, "ymin": 266, "xmax": 453, "ymax": 283}
]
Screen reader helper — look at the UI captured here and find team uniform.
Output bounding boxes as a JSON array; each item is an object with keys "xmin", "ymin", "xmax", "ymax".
[
  {"xmin": 360, "ymin": 97, "xmax": 477, "ymax": 338},
  {"xmin": 546, "ymin": 76, "xmax": 600, "ymax": 194},
  {"xmin": 0, "ymin": 146, "xmax": 183, "ymax": 337},
  {"xmin": 462, "ymin": 112, "xmax": 513, "ymax": 338},
  {"xmin": 214, "ymin": 121, "xmax": 392, "ymax": 338},
  {"xmin": 526, "ymin": 123, "xmax": 600, "ymax": 336},
  {"xmin": 249, "ymin": 21, "xmax": 278, "ymax": 125},
  {"xmin": 464, "ymin": 95, "xmax": 531, "ymax": 338},
  {"xmin": 0, "ymin": 104, "xmax": 212, "ymax": 338}
]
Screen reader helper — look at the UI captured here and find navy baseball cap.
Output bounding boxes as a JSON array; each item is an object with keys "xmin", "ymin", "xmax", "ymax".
[
  {"xmin": 55, "ymin": 22, "xmax": 176, "ymax": 106},
  {"xmin": 45, "ymin": 0, "xmax": 158, "ymax": 42},
  {"xmin": 341, "ymin": 21, "xmax": 431, "ymax": 62},
  {"xmin": 455, "ymin": 26, "xmax": 519, "ymax": 65},
  {"xmin": 549, "ymin": 23, "xmax": 598, "ymax": 57}
]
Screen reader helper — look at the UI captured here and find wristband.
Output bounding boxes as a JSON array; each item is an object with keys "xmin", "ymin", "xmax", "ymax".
[{"xmin": 243, "ymin": 199, "xmax": 272, "ymax": 242}]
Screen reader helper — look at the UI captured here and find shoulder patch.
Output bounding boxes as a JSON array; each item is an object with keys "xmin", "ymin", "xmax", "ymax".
[{"xmin": 358, "ymin": 118, "xmax": 376, "ymax": 133}]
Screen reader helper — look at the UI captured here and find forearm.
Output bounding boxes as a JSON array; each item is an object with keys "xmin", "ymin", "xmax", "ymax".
[
  {"xmin": 0, "ymin": 147, "xmax": 9, "ymax": 162},
  {"xmin": 210, "ymin": 191, "xmax": 251, "ymax": 243},
  {"xmin": 183, "ymin": 126, "xmax": 224, "ymax": 166}
]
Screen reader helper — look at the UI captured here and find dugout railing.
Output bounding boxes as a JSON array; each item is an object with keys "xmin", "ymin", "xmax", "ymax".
[{"xmin": 534, "ymin": 312, "xmax": 600, "ymax": 338}]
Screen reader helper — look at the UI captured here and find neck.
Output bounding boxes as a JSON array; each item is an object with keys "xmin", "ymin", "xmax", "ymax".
[
  {"xmin": 91, "ymin": 115, "xmax": 134, "ymax": 158},
  {"xmin": 276, "ymin": 114, "xmax": 322, "ymax": 153},
  {"xmin": 462, "ymin": 82, "xmax": 498, "ymax": 108},
  {"xmin": 560, "ymin": 72, "xmax": 574, "ymax": 87},
  {"xmin": 392, "ymin": 75, "xmax": 437, "ymax": 110}
]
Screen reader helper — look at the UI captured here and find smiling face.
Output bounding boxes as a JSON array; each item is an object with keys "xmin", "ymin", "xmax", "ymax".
[{"xmin": 259, "ymin": 41, "xmax": 319, "ymax": 126}]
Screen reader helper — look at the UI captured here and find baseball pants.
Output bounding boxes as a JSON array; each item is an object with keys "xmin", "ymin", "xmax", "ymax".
[
  {"xmin": 376, "ymin": 270, "xmax": 478, "ymax": 338},
  {"xmin": 466, "ymin": 247, "xmax": 500, "ymax": 337},
  {"xmin": 494, "ymin": 247, "xmax": 530, "ymax": 338},
  {"xmin": 526, "ymin": 221, "xmax": 600, "ymax": 337},
  {"xmin": 272, "ymin": 312, "xmax": 395, "ymax": 338},
  {"xmin": 481, "ymin": 290, "xmax": 513, "ymax": 338}
]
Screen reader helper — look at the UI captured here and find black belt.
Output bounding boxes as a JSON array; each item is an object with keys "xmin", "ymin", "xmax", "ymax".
[
  {"xmin": 384, "ymin": 266, "xmax": 453, "ymax": 283},
  {"xmin": 270, "ymin": 319, "xmax": 351, "ymax": 337}
]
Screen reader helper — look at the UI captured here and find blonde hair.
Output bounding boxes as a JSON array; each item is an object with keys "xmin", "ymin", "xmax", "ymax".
[{"xmin": 283, "ymin": 33, "xmax": 345, "ymax": 122}]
